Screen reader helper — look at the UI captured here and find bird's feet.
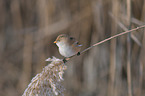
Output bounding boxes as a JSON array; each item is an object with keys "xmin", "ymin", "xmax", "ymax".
[
  {"xmin": 77, "ymin": 52, "xmax": 80, "ymax": 56},
  {"xmin": 63, "ymin": 58, "xmax": 67, "ymax": 63}
]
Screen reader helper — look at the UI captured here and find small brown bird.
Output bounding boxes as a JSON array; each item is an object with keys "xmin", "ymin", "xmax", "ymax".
[{"xmin": 54, "ymin": 34, "xmax": 82, "ymax": 58}]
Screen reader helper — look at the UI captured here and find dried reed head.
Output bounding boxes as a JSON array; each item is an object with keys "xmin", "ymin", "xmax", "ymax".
[{"xmin": 22, "ymin": 57, "xmax": 67, "ymax": 96}]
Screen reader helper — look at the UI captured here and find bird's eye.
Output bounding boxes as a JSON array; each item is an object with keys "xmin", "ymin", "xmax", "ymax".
[{"xmin": 59, "ymin": 36, "xmax": 64, "ymax": 38}]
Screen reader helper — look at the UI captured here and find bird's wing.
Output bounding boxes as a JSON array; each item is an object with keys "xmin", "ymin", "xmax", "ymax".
[
  {"xmin": 69, "ymin": 37, "xmax": 82, "ymax": 47},
  {"xmin": 73, "ymin": 41, "xmax": 82, "ymax": 47}
]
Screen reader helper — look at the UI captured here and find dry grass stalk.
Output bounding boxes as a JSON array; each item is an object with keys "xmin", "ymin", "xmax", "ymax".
[
  {"xmin": 108, "ymin": 0, "xmax": 119, "ymax": 95},
  {"xmin": 22, "ymin": 57, "xmax": 67, "ymax": 96},
  {"xmin": 109, "ymin": 13, "xmax": 142, "ymax": 46},
  {"xmin": 126, "ymin": 0, "xmax": 132, "ymax": 96}
]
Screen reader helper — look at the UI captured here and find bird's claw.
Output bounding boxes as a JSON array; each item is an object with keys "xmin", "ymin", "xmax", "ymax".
[
  {"xmin": 63, "ymin": 58, "xmax": 67, "ymax": 63},
  {"xmin": 77, "ymin": 52, "xmax": 80, "ymax": 56}
]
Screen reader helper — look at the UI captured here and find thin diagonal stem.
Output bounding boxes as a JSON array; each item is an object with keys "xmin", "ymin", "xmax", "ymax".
[
  {"xmin": 67, "ymin": 25, "xmax": 145, "ymax": 60},
  {"xmin": 80, "ymin": 25, "xmax": 145, "ymax": 54}
]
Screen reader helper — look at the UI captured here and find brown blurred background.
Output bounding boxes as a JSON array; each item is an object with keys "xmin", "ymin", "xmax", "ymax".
[{"xmin": 0, "ymin": 0, "xmax": 145, "ymax": 96}]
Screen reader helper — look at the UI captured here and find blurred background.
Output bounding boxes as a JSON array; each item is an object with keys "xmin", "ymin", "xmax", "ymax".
[{"xmin": 0, "ymin": 0, "xmax": 145, "ymax": 96}]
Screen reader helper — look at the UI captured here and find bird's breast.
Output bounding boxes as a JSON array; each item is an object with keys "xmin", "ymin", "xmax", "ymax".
[{"xmin": 59, "ymin": 45, "xmax": 76, "ymax": 57}]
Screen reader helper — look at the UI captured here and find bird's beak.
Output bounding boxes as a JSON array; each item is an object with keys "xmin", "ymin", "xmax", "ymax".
[{"xmin": 54, "ymin": 41, "xmax": 57, "ymax": 43}]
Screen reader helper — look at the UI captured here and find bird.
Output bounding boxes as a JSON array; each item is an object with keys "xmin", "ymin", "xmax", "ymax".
[{"xmin": 54, "ymin": 34, "xmax": 82, "ymax": 62}]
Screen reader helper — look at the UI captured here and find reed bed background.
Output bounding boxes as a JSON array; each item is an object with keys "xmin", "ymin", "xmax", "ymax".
[{"xmin": 0, "ymin": 0, "xmax": 145, "ymax": 96}]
